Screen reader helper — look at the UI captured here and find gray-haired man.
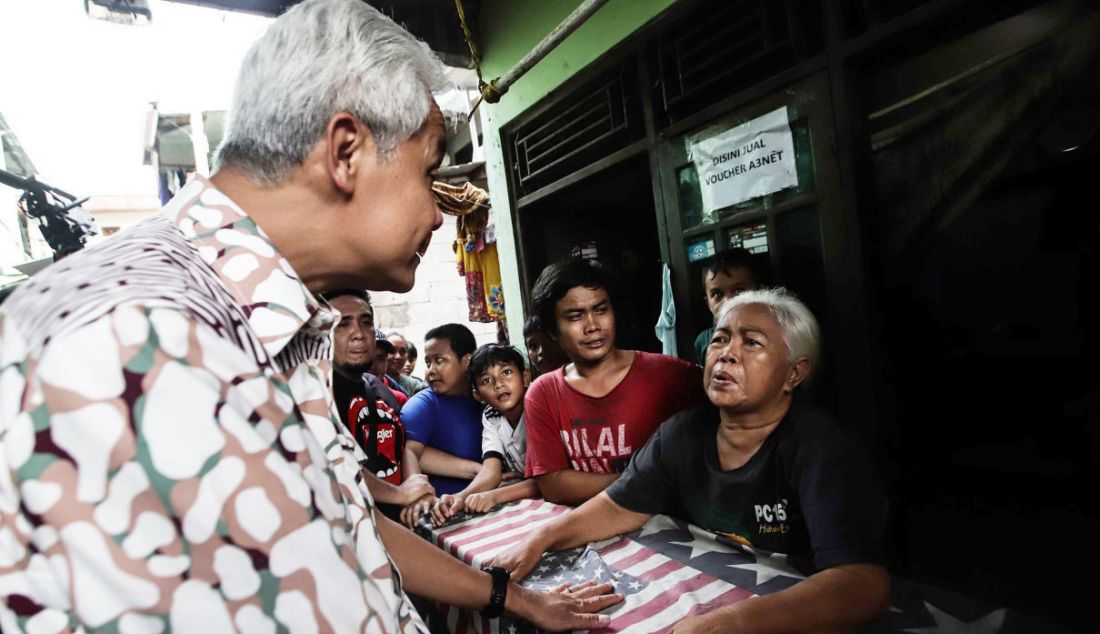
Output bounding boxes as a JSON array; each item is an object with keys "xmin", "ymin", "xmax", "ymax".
[{"xmin": 0, "ymin": 1, "xmax": 619, "ymax": 631}]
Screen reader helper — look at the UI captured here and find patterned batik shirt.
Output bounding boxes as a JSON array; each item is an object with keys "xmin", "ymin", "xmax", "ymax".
[{"xmin": 0, "ymin": 177, "xmax": 425, "ymax": 633}]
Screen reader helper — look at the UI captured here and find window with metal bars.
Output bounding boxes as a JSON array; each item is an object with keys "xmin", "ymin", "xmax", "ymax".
[
  {"xmin": 651, "ymin": 0, "xmax": 823, "ymax": 127},
  {"xmin": 508, "ymin": 62, "xmax": 644, "ymax": 197}
]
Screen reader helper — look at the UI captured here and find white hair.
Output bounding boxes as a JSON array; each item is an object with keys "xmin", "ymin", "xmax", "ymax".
[
  {"xmin": 714, "ymin": 287, "xmax": 821, "ymax": 375},
  {"xmin": 214, "ymin": 0, "xmax": 451, "ymax": 184}
]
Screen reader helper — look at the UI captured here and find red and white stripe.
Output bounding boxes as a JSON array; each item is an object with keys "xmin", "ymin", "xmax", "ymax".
[
  {"xmin": 592, "ymin": 537, "xmax": 753, "ymax": 632},
  {"xmin": 432, "ymin": 500, "xmax": 755, "ymax": 633},
  {"xmin": 433, "ymin": 499, "xmax": 571, "ymax": 567}
]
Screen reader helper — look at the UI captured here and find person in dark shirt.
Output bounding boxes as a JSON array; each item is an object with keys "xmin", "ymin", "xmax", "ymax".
[
  {"xmin": 325, "ymin": 289, "xmax": 433, "ymax": 518},
  {"xmin": 372, "ymin": 333, "xmax": 410, "ymax": 408},
  {"xmin": 492, "ymin": 288, "xmax": 890, "ymax": 632}
]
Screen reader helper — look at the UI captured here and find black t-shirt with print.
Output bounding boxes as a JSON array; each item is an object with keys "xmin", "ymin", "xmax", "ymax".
[
  {"xmin": 606, "ymin": 402, "xmax": 887, "ymax": 571},
  {"xmin": 333, "ymin": 372, "xmax": 407, "ymax": 484}
]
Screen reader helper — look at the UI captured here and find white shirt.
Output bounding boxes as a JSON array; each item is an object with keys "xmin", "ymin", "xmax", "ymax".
[{"xmin": 481, "ymin": 407, "xmax": 526, "ymax": 473}]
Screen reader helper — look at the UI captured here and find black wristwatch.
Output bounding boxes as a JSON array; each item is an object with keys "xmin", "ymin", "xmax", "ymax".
[{"xmin": 480, "ymin": 566, "xmax": 510, "ymax": 619}]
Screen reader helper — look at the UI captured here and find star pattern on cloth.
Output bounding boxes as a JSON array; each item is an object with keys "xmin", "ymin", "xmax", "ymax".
[
  {"xmin": 668, "ymin": 524, "xmax": 733, "ymax": 559},
  {"xmin": 637, "ymin": 514, "xmax": 682, "ymax": 538},
  {"xmin": 424, "ymin": 501, "xmax": 1063, "ymax": 633},
  {"xmin": 727, "ymin": 552, "xmax": 806, "ymax": 586}
]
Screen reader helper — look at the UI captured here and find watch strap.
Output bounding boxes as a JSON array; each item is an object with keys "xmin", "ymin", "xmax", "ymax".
[{"xmin": 479, "ymin": 566, "xmax": 510, "ymax": 619}]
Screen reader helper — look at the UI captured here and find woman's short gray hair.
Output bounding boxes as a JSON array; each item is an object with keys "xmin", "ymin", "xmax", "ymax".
[
  {"xmin": 715, "ymin": 287, "xmax": 821, "ymax": 374},
  {"xmin": 214, "ymin": 0, "xmax": 451, "ymax": 184}
]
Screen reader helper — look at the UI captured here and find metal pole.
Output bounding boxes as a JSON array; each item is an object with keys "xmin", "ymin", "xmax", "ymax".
[{"xmin": 476, "ymin": 0, "xmax": 611, "ymax": 107}]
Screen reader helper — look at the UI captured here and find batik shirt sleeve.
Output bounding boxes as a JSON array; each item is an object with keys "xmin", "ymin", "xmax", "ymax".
[{"xmin": 0, "ymin": 306, "xmax": 420, "ymax": 633}]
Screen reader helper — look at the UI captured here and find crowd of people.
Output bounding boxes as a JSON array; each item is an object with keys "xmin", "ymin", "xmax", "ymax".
[
  {"xmin": 332, "ymin": 250, "xmax": 891, "ymax": 632},
  {"xmin": 0, "ymin": 0, "xmax": 890, "ymax": 631}
]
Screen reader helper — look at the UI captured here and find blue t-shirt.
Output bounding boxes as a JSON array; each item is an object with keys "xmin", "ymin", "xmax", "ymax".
[{"xmin": 401, "ymin": 390, "xmax": 484, "ymax": 494}]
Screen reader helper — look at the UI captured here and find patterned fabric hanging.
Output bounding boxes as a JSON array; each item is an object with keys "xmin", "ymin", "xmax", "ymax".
[{"xmin": 432, "ymin": 181, "xmax": 505, "ymax": 322}]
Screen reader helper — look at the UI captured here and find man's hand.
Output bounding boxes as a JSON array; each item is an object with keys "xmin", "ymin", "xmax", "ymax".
[
  {"xmin": 507, "ymin": 580, "xmax": 622, "ymax": 631},
  {"xmin": 500, "ymin": 470, "xmax": 522, "ymax": 482},
  {"xmin": 488, "ymin": 533, "xmax": 548, "ymax": 581},
  {"xmin": 432, "ymin": 493, "xmax": 466, "ymax": 525},
  {"xmin": 464, "ymin": 490, "xmax": 498, "ymax": 514},
  {"xmin": 400, "ymin": 493, "xmax": 435, "ymax": 528},
  {"xmin": 377, "ymin": 512, "xmax": 620, "ymax": 631},
  {"xmin": 397, "ymin": 474, "xmax": 434, "ymax": 505}
]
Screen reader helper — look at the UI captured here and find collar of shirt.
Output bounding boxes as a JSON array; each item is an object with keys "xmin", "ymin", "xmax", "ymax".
[{"xmin": 160, "ymin": 175, "xmax": 337, "ymax": 358}]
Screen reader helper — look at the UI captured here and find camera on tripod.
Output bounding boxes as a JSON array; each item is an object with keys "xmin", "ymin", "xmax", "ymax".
[{"xmin": 0, "ymin": 168, "xmax": 99, "ymax": 260}]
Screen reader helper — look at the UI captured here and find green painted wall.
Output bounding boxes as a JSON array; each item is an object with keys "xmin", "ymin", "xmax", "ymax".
[{"xmin": 476, "ymin": 0, "xmax": 677, "ymax": 346}]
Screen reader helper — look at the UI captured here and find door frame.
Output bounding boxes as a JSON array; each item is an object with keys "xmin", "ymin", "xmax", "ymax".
[{"xmin": 653, "ymin": 70, "xmax": 876, "ymax": 433}]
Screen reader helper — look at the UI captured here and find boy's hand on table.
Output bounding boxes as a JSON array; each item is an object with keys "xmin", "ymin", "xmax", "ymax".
[
  {"xmin": 397, "ymin": 474, "xmax": 434, "ymax": 505},
  {"xmin": 400, "ymin": 493, "xmax": 436, "ymax": 528},
  {"xmin": 464, "ymin": 490, "xmax": 498, "ymax": 514},
  {"xmin": 433, "ymin": 493, "xmax": 466, "ymax": 525}
]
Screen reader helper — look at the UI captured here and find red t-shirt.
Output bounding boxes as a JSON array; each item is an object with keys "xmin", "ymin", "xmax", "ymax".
[
  {"xmin": 524, "ymin": 351, "xmax": 704, "ymax": 477},
  {"xmin": 382, "ymin": 375, "xmax": 409, "ymax": 408}
]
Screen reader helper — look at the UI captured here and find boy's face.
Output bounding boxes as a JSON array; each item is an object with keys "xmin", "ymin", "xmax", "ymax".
[
  {"xmin": 473, "ymin": 361, "xmax": 530, "ymax": 416},
  {"xmin": 525, "ymin": 331, "xmax": 567, "ymax": 376},
  {"xmin": 370, "ymin": 346, "xmax": 389, "ymax": 380},
  {"xmin": 704, "ymin": 266, "xmax": 757, "ymax": 316},
  {"xmin": 424, "ymin": 337, "xmax": 471, "ymax": 397},
  {"xmin": 552, "ymin": 285, "xmax": 616, "ymax": 365}
]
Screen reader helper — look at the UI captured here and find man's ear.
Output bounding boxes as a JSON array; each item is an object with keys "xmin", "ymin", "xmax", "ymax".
[
  {"xmin": 460, "ymin": 353, "xmax": 472, "ymax": 371},
  {"xmin": 324, "ymin": 112, "xmax": 372, "ymax": 195},
  {"xmin": 783, "ymin": 358, "xmax": 811, "ymax": 393}
]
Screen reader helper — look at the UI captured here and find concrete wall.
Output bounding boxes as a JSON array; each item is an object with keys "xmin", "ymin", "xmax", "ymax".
[
  {"xmin": 372, "ymin": 213, "xmax": 500, "ymax": 377},
  {"xmin": 476, "ymin": 0, "xmax": 678, "ymax": 345}
]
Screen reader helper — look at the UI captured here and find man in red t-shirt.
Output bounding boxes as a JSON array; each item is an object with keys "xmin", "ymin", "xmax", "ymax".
[{"xmin": 524, "ymin": 258, "xmax": 703, "ymax": 505}]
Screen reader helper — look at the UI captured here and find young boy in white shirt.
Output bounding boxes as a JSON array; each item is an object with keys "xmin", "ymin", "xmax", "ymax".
[{"xmin": 434, "ymin": 344, "xmax": 540, "ymax": 522}]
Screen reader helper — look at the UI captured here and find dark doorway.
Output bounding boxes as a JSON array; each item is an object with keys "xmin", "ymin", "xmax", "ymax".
[
  {"xmin": 867, "ymin": 36, "xmax": 1100, "ymax": 630},
  {"xmin": 517, "ymin": 154, "xmax": 663, "ymax": 354}
]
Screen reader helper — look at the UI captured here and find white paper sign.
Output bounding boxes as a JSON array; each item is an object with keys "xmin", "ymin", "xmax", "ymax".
[{"xmin": 690, "ymin": 106, "xmax": 798, "ymax": 213}]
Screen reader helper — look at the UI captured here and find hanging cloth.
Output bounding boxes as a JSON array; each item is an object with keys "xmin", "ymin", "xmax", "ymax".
[
  {"xmin": 654, "ymin": 262, "xmax": 678, "ymax": 356},
  {"xmin": 433, "ymin": 181, "xmax": 505, "ymax": 322},
  {"xmin": 455, "ymin": 239, "xmax": 505, "ymax": 322}
]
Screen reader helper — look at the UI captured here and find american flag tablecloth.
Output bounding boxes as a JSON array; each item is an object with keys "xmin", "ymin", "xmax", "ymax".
[{"xmin": 417, "ymin": 499, "xmax": 1073, "ymax": 633}]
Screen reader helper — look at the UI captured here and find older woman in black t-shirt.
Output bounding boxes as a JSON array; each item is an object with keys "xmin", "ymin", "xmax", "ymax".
[{"xmin": 491, "ymin": 288, "xmax": 890, "ymax": 633}]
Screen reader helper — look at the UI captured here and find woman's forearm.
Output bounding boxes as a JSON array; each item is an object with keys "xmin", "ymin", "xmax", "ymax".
[{"xmin": 678, "ymin": 563, "xmax": 890, "ymax": 633}]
